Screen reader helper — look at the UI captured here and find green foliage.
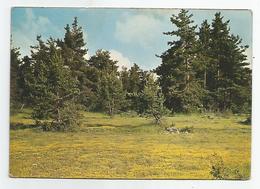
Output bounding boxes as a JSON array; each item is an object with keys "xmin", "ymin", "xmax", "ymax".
[
  {"xmin": 179, "ymin": 126, "xmax": 194, "ymax": 133},
  {"xmin": 156, "ymin": 9, "xmax": 251, "ymax": 113},
  {"xmin": 205, "ymin": 13, "xmax": 251, "ymax": 112},
  {"xmin": 57, "ymin": 17, "xmax": 89, "ymax": 107},
  {"xmin": 209, "ymin": 153, "xmax": 228, "ymax": 179},
  {"xmin": 88, "ymin": 50, "xmax": 125, "ymax": 115},
  {"xmin": 156, "ymin": 9, "xmax": 204, "ymax": 113},
  {"xmin": 97, "ymin": 72, "xmax": 125, "ymax": 116},
  {"xmin": 10, "ymin": 11, "xmax": 251, "ymax": 128},
  {"xmin": 138, "ymin": 74, "xmax": 169, "ymax": 124},
  {"xmin": 209, "ymin": 153, "xmax": 243, "ymax": 180},
  {"xmin": 128, "ymin": 63, "xmax": 143, "ymax": 93},
  {"xmin": 10, "ymin": 46, "xmax": 22, "ymax": 113},
  {"xmin": 25, "ymin": 37, "xmax": 81, "ymax": 131},
  {"xmin": 39, "ymin": 101, "xmax": 82, "ymax": 132}
]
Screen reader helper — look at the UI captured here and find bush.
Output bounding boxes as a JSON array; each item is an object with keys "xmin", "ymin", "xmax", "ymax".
[
  {"xmin": 241, "ymin": 117, "xmax": 251, "ymax": 125},
  {"xmin": 209, "ymin": 153, "xmax": 243, "ymax": 179},
  {"xmin": 179, "ymin": 126, "xmax": 194, "ymax": 133},
  {"xmin": 38, "ymin": 101, "xmax": 82, "ymax": 132}
]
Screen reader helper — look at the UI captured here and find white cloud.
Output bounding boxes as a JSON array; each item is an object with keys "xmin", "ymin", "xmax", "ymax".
[
  {"xmin": 109, "ymin": 49, "xmax": 132, "ymax": 70},
  {"xmin": 244, "ymin": 47, "xmax": 253, "ymax": 68},
  {"xmin": 83, "ymin": 52, "xmax": 90, "ymax": 60},
  {"xmin": 12, "ymin": 8, "xmax": 60, "ymax": 56},
  {"xmin": 114, "ymin": 14, "xmax": 168, "ymax": 47}
]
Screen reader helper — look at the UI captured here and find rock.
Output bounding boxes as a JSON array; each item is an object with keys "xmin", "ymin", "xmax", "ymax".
[{"xmin": 165, "ymin": 127, "xmax": 179, "ymax": 134}]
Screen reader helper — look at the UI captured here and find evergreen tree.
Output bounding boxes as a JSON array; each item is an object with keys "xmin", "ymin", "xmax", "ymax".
[
  {"xmin": 59, "ymin": 17, "xmax": 87, "ymax": 70},
  {"xmin": 120, "ymin": 66, "xmax": 130, "ymax": 92},
  {"xmin": 156, "ymin": 9, "xmax": 204, "ymax": 112},
  {"xmin": 10, "ymin": 46, "xmax": 22, "ymax": 112},
  {"xmin": 196, "ymin": 20, "xmax": 211, "ymax": 88},
  {"xmin": 195, "ymin": 20, "xmax": 216, "ymax": 111},
  {"xmin": 88, "ymin": 50, "xmax": 125, "ymax": 114},
  {"xmin": 27, "ymin": 36, "xmax": 81, "ymax": 131},
  {"xmin": 88, "ymin": 49, "xmax": 119, "ymax": 73},
  {"xmin": 209, "ymin": 13, "xmax": 251, "ymax": 112},
  {"xmin": 138, "ymin": 74, "xmax": 168, "ymax": 124},
  {"xmin": 128, "ymin": 63, "xmax": 142, "ymax": 93},
  {"xmin": 17, "ymin": 56, "xmax": 34, "ymax": 107},
  {"xmin": 57, "ymin": 17, "xmax": 90, "ymax": 108},
  {"xmin": 97, "ymin": 72, "xmax": 125, "ymax": 116}
]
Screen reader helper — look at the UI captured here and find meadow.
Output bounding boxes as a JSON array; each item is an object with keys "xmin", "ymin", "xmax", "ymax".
[{"xmin": 9, "ymin": 110, "xmax": 251, "ymax": 179}]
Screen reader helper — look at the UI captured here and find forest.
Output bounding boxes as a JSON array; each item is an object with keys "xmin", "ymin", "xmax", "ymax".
[
  {"xmin": 10, "ymin": 9, "xmax": 251, "ymax": 179},
  {"xmin": 10, "ymin": 9, "xmax": 251, "ymax": 130}
]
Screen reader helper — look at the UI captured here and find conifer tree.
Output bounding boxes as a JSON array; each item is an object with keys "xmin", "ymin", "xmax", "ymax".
[
  {"xmin": 138, "ymin": 74, "xmax": 168, "ymax": 124},
  {"xmin": 209, "ymin": 13, "xmax": 251, "ymax": 112},
  {"xmin": 128, "ymin": 63, "xmax": 142, "ymax": 93},
  {"xmin": 88, "ymin": 50, "xmax": 125, "ymax": 114},
  {"xmin": 156, "ymin": 9, "xmax": 204, "ymax": 112},
  {"xmin": 57, "ymin": 17, "xmax": 90, "ymax": 108},
  {"xmin": 27, "ymin": 36, "xmax": 81, "ymax": 131},
  {"xmin": 10, "ymin": 46, "xmax": 22, "ymax": 112}
]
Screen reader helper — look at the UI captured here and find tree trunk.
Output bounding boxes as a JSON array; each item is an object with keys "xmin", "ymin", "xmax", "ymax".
[
  {"xmin": 20, "ymin": 104, "xmax": 25, "ymax": 111},
  {"xmin": 204, "ymin": 69, "xmax": 207, "ymax": 88}
]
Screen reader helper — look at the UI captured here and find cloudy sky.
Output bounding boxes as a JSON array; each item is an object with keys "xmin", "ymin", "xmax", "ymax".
[{"xmin": 11, "ymin": 8, "xmax": 252, "ymax": 70}]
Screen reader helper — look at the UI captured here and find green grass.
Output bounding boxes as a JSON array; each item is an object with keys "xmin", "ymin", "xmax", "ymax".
[{"xmin": 9, "ymin": 110, "xmax": 251, "ymax": 179}]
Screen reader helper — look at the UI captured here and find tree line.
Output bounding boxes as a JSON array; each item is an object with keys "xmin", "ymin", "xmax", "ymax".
[{"xmin": 10, "ymin": 10, "xmax": 251, "ymax": 131}]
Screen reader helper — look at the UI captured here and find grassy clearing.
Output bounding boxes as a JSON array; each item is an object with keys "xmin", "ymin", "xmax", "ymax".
[{"xmin": 9, "ymin": 110, "xmax": 251, "ymax": 179}]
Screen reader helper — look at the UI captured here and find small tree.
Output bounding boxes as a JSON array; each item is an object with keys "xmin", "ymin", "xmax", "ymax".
[
  {"xmin": 97, "ymin": 72, "xmax": 125, "ymax": 116},
  {"xmin": 139, "ymin": 74, "xmax": 168, "ymax": 124}
]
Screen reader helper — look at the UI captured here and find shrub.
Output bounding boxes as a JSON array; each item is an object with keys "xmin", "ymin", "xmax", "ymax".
[
  {"xmin": 209, "ymin": 153, "xmax": 243, "ymax": 179},
  {"xmin": 37, "ymin": 101, "xmax": 82, "ymax": 132},
  {"xmin": 179, "ymin": 126, "xmax": 194, "ymax": 133}
]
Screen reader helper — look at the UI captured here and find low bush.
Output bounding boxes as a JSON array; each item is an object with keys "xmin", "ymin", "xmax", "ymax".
[
  {"xmin": 209, "ymin": 153, "xmax": 243, "ymax": 179},
  {"xmin": 37, "ymin": 101, "xmax": 82, "ymax": 132},
  {"xmin": 179, "ymin": 126, "xmax": 194, "ymax": 133}
]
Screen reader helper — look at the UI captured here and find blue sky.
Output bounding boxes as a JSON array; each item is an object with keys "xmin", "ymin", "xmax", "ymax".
[{"xmin": 11, "ymin": 8, "xmax": 252, "ymax": 70}]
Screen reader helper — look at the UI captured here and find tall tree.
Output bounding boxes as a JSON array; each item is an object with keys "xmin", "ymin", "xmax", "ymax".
[
  {"xmin": 209, "ymin": 13, "xmax": 251, "ymax": 112},
  {"xmin": 128, "ymin": 63, "xmax": 142, "ymax": 93},
  {"xmin": 120, "ymin": 66, "xmax": 130, "ymax": 92},
  {"xmin": 27, "ymin": 36, "xmax": 81, "ymax": 131},
  {"xmin": 59, "ymin": 17, "xmax": 87, "ymax": 70},
  {"xmin": 88, "ymin": 50, "xmax": 125, "ymax": 114},
  {"xmin": 57, "ymin": 17, "xmax": 90, "ymax": 108},
  {"xmin": 156, "ymin": 9, "xmax": 204, "ymax": 112},
  {"xmin": 97, "ymin": 72, "xmax": 125, "ymax": 116},
  {"xmin": 196, "ymin": 20, "xmax": 212, "ymax": 88},
  {"xmin": 10, "ymin": 46, "xmax": 22, "ymax": 112},
  {"xmin": 194, "ymin": 20, "xmax": 216, "ymax": 111},
  {"xmin": 88, "ymin": 49, "xmax": 119, "ymax": 73}
]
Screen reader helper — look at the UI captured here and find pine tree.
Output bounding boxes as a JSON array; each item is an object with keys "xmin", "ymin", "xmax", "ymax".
[
  {"xmin": 17, "ymin": 56, "xmax": 34, "ymax": 107},
  {"xmin": 120, "ymin": 66, "xmax": 130, "ymax": 92},
  {"xmin": 10, "ymin": 46, "xmax": 22, "ymax": 112},
  {"xmin": 139, "ymin": 74, "xmax": 168, "ymax": 124},
  {"xmin": 196, "ymin": 20, "xmax": 211, "ymax": 88},
  {"xmin": 88, "ymin": 49, "xmax": 125, "ymax": 114},
  {"xmin": 59, "ymin": 17, "xmax": 87, "ymax": 70},
  {"xmin": 195, "ymin": 20, "xmax": 216, "ymax": 111},
  {"xmin": 128, "ymin": 63, "xmax": 142, "ymax": 93},
  {"xmin": 156, "ymin": 9, "xmax": 204, "ymax": 112},
  {"xmin": 57, "ymin": 17, "xmax": 90, "ymax": 108},
  {"xmin": 209, "ymin": 13, "xmax": 251, "ymax": 112},
  {"xmin": 88, "ymin": 49, "xmax": 119, "ymax": 73},
  {"xmin": 97, "ymin": 72, "xmax": 125, "ymax": 116},
  {"xmin": 27, "ymin": 36, "xmax": 81, "ymax": 131}
]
